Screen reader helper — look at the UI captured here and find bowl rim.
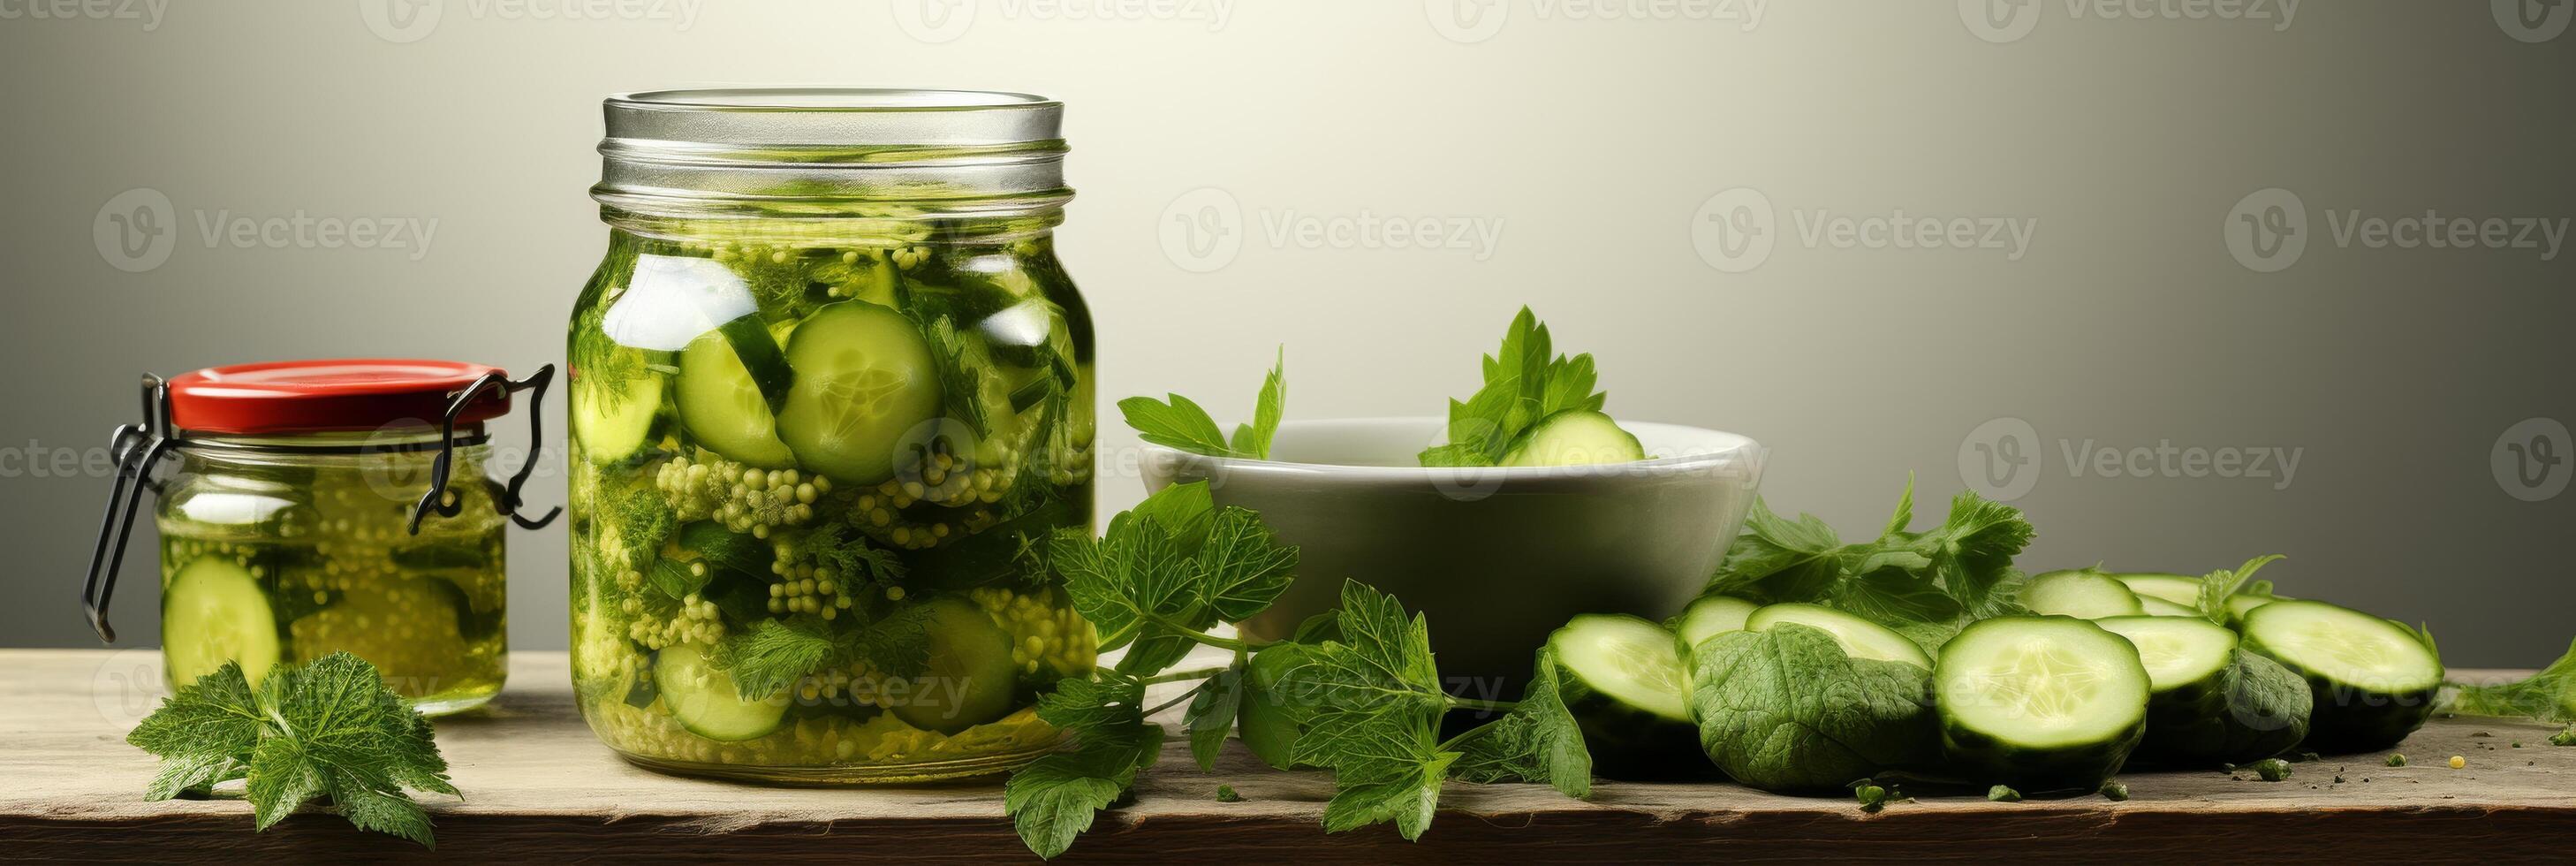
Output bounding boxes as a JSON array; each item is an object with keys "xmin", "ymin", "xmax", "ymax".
[{"xmin": 1137, "ymin": 415, "xmax": 1762, "ymax": 483}]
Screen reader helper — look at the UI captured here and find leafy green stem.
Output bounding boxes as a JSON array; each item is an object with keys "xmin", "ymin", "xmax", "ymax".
[
  {"xmin": 1141, "ymin": 613, "xmax": 1268, "ymax": 653},
  {"xmin": 1446, "ymin": 696, "xmax": 1519, "ymax": 714},
  {"xmin": 1140, "ymin": 665, "xmax": 1235, "ymax": 687}
]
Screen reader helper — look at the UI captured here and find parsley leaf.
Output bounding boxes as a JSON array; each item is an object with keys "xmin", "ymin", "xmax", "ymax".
[
  {"xmin": 127, "ymin": 653, "xmax": 455, "ymax": 847},
  {"xmin": 1701, "ymin": 478, "xmax": 2036, "ymax": 651},
  {"xmin": 1418, "ymin": 308, "xmax": 1610, "ymax": 467},
  {"xmin": 1183, "ymin": 666, "xmax": 1246, "ymax": 771},
  {"xmin": 1281, "ymin": 580, "xmax": 1456, "ymax": 839},
  {"xmin": 1049, "ymin": 482, "xmax": 1296, "ymax": 677},
  {"xmin": 1119, "ymin": 348, "xmax": 1288, "ymax": 460},
  {"xmin": 1005, "ymin": 674, "xmax": 1165, "ymax": 860},
  {"xmin": 1449, "ymin": 648, "xmax": 1592, "ymax": 799}
]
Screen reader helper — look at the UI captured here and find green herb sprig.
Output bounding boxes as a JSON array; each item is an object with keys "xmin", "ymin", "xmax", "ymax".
[
  {"xmin": 127, "ymin": 652, "xmax": 457, "ymax": 847},
  {"xmin": 1005, "ymin": 482, "xmax": 1591, "ymax": 858},
  {"xmin": 1418, "ymin": 308, "xmax": 1608, "ymax": 467},
  {"xmin": 1703, "ymin": 476, "xmax": 2036, "ymax": 651},
  {"xmin": 1118, "ymin": 348, "xmax": 1285, "ymax": 460}
]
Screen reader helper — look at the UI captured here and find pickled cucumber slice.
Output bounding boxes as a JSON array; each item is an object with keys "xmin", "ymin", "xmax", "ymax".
[
  {"xmin": 678, "ymin": 322, "xmax": 798, "ymax": 468},
  {"xmin": 162, "ymin": 558, "xmax": 280, "ymax": 687},
  {"xmin": 776, "ymin": 302, "xmax": 943, "ymax": 486},
  {"xmin": 288, "ymin": 580, "xmax": 474, "ymax": 695},
  {"xmin": 573, "ymin": 357, "xmax": 665, "ymax": 465},
  {"xmin": 890, "ymin": 597, "xmax": 1019, "ymax": 734},
  {"xmin": 656, "ymin": 643, "xmax": 789, "ymax": 741}
]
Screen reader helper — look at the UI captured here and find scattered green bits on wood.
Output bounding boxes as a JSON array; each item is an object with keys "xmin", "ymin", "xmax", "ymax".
[
  {"xmin": 1987, "ymin": 785, "xmax": 2023, "ymax": 802},
  {"xmin": 1855, "ymin": 784, "xmax": 1890, "ymax": 813},
  {"xmin": 2552, "ymin": 726, "xmax": 2576, "ymax": 747},
  {"xmin": 2385, "ymin": 754, "xmax": 2408, "ymax": 767},
  {"xmin": 2254, "ymin": 758, "xmax": 2293, "ymax": 782},
  {"xmin": 2099, "ymin": 781, "xmax": 2130, "ymax": 801},
  {"xmin": 1216, "ymin": 786, "xmax": 1243, "ymax": 803}
]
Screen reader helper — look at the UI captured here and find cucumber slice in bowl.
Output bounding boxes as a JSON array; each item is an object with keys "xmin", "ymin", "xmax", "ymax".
[
  {"xmin": 1547, "ymin": 614, "xmax": 1703, "ymax": 779},
  {"xmin": 2239, "ymin": 600, "xmax": 2441, "ymax": 753},
  {"xmin": 775, "ymin": 302, "xmax": 944, "ymax": 487},
  {"xmin": 2023, "ymin": 570, "xmax": 2146, "ymax": 619},
  {"xmin": 890, "ymin": 596, "xmax": 1020, "ymax": 734},
  {"xmin": 1675, "ymin": 595, "xmax": 1759, "ymax": 653},
  {"xmin": 1501, "ymin": 410, "xmax": 1646, "ymax": 467},
  {"xmin": 2096, "ymin": 615, "xmax": 2310, "ymax": 765},
  {"xmin": 1935, "ymin": 616, "xmax": 2150, "ymax": 791},
  {"xmin": 162, "ymin": 558, "xmax": 281, "ymax": 687},
  {"xmin": 677, "ymin": 320, "xmax": 798, "ymax": 468},
  {"xmin": 655, "ymin": 643, "xmax": 789, "ymax": 741},
  {"xmin": 1746, "ymin": 603, "xmax": 1932, "ymax": 669}
]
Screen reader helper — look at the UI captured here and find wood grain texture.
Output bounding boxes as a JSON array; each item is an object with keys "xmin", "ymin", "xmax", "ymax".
[{"xmin": 4, "ymin": 650, "xmax": 2571, "ymax": 863}]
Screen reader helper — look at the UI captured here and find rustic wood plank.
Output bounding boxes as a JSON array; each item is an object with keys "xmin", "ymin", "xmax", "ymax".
[{"xmin": 4, "ymin": 650, "xmax": 2571, "ymax": 862}]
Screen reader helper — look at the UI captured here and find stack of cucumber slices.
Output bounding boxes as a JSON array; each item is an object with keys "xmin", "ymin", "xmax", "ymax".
[{"xmin": 1537, "ymin": 566, "xmax": 2447, "ymax": 796}]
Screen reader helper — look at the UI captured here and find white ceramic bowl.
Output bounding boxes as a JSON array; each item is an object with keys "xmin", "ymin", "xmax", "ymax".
[{"xmin": 1139, "ymin": 417, "xmax": 1764, "ymax": 692}]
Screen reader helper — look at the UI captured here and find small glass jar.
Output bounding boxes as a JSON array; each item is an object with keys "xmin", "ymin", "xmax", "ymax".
[
  {"xmin": 84, "ymin": 361, "xmax": 557, "ymax": 716},
  {"xmin": 567, "ymin": 88, "xmax": 1097, "ymax": 784}
]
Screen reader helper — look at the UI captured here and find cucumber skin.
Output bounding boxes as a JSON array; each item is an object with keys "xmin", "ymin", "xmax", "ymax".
[
  {"xmin": 1939, "ymin": 704, "xmax": 2144, "ymax": 793},
  {"xmin": 2239, "ymin": 633, "xmax": 2439, "ymax": 754},
  {"xmin": 2128, "ymin": 650, "xmax": 2311, "ymax": 767},
  {"xmin": 1561, "ymin": 664, "xmax": 1708, "ymax": 781}
]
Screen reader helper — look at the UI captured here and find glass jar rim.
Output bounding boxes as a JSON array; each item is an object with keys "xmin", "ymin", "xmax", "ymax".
[{"xmin": 595, "ymin": 87, "xmax": 1072, "ymax": 222}]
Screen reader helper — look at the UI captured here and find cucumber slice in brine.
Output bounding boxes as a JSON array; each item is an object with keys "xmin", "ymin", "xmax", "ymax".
[
  {"xmin": 890, "ymin": 597, "xmax": 1020, "ymax": 734},
  {"xmin": 677, "ymin": 322, "xmax": 798, "ymax": 468},
  {"xmin": 655, "ymin": 643, "xmax": 789, "ymax": 741},
  {"xmin": 162, "ymin": 558, "xmax": 281, "ymax": 687},
  {"xmin": 1502, "ymin": 410, "xmax": 1646, "ymax": 467},
  {"xmin": 573, "ymin": 353, "xmax": 666, "ymax": 465},
  {"xmin": 776, "ymin": 302, "xmax": 943, "ymax": 487}
]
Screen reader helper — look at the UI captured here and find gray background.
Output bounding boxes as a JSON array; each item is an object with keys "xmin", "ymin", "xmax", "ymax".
[{"xmin": 2, "ymin": 1, "xmax": 2568, "ymax": 665}]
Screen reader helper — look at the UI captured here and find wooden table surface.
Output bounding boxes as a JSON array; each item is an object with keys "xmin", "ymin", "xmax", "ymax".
[{"xmin": 4, "ymin": 650, "xmax": 2571, "ymax": 863}]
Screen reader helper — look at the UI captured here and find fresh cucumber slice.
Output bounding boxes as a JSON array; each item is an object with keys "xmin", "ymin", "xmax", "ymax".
[
  {"xmin": 1501, "ymin": 410, "xmax": 1646, "ymax": 467},
  {"xmin": 2136, "ymin": 596, "xmax": 2200, "ymax": 618},
  {"xmin": 2024, "ymin": 570, "xmax": 2147, "ymax": 619},
  {"xmin": 1549, "ymin": 613, "xmax": 1702, "ymax": 779},
  {"xmin": 655, "ymin": 643, "xmax": 788, "ymax": 741},
  {"xmin": 677, "ymin": 321, "xmax": 798, "ymax": 468},
  {"xmin": 2097, "ymin": 615, "xmax": 2309, "ymax": 765},
  {"xmin": 2113, "ymin": 574, "xmax": 2202, "ymax": 608},
  {"xmin": 775, "ymin": 302, "xmax": 944, "ymax": 487},
  {"xmin": 162, "ymin": 558, "xmax": 281, "ymax": 687},
  {"xmin": 890, "ymin": 596, "xmax": 1020, "ymax": 734},
  {"xmin": 573, "ymin": 359, "xmax": 665, "ymax": 465},
  {"xmin": 2239, "ymin": 600, "xmax": 2441, "ymax": 753},
  {"xmin": 2225, "ymin": 593, "xmax": 2290, "ymax": 626},
  {"xmin": 1935, "ymin": 616, "xmax": 2151, "ymax": 790},
  {"xmin": 1675, "ymin": 595, "xmax": 1759, "ymax": 652},
  {"xmin": 1746, "ymin": 603, "xmax": 1932, "ymax": 669}
]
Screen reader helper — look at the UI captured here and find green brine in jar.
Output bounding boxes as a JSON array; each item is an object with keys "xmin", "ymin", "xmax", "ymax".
[{"xmin": 568, "ymin": 88, "xmax": 1098, "ymax": 784}]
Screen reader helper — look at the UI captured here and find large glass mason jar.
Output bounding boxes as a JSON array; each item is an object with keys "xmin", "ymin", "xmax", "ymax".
[{"xmin": 566, "ymin": 89, "xmax": 1098, "ymax": 784}]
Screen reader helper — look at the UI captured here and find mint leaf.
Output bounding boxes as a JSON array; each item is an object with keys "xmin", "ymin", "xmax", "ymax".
[
  {"xmin": 1009, "ymin": 674, "xmax": 1165, "ymax": 860},
  {"xmin": 1183, "ymin": 667, "xmax": 1246, "ymax": 771},
  {"xmin": 126, "ymin": 652, "xmax": 454, "ymax": 847},
  {"xmin": 1450, "ymin": 648, "xmax": 1592, "ymax": 799},
  {"xmin": 1228, "ymin": 347, "xmax": 1287, "ymax": 460},
  {"xmin": 1418, "ymin": 308, "xmax": 1611, "ymax": 467},
  {"xmin": 1282, "ymin": 581, "xmax": 1455, "ymax": 839}
]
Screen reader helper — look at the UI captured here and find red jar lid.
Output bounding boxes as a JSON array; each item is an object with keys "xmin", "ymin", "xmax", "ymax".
[{"xmin": 165, "ymin": 359, "xmax": 513, "ymax": 435}]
